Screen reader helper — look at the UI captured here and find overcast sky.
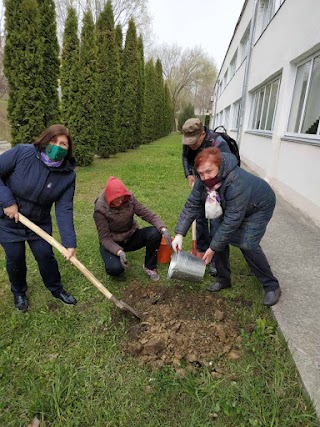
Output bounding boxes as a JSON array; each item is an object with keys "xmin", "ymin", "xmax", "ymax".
[{"xmin": 148, "ymin": 0, "xmax": 244, "ymax": 68}]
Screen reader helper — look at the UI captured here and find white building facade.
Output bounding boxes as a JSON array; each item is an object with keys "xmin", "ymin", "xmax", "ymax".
[{"xmin": 211, "ymin": 0, "xmax": 320, "ymax": 226}]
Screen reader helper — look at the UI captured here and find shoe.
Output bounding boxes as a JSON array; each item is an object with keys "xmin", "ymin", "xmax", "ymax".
[
  {"xmin": 207, "ymin": 282, "xmax": 231, "ymax": 292},
  {"xmin": 54, "ymin": 290, "xmax": 77, "ymax": 305},
  {"xmin": 263, "ymin": 288, "xmax": 281, "ymax": 307},
  {"xmin": 143, "ymin": 266, "xmax": 160, "ymax": 282},
  {"xmin": 209, "ymin": 263, "xmax": 217, "ymax": 277},
  {"xmin": 14, "ymin": 295, "xmax": 28, "ymax": 312}
]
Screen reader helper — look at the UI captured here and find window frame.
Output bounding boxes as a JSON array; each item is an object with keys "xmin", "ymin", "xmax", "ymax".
[
  {"xmin": 240, "ymin": 24, "xmax": 250, "ymax": 63},
  {"xmin": 255, "ymin": 0, "xmax": 286, "ymax": 42},
  {"xmin": 286, "ymin": 51, "xmax": 320, "ymax": 140},
  {"xmin": 230, "ymin": 99, "xmax": 242, "ymax": 131},
  {"xmin": 249, "ymin": 75, "xmax": 281, "ymax": 133}
]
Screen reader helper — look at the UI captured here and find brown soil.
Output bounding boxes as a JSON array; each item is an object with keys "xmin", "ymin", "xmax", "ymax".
[{"xmin": 116, "ymin": 282, "xmax": 254, "ymax": 374}]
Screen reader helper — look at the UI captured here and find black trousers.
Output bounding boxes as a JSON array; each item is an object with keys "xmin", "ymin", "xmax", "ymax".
[
  {"xmin": 215, "ymin": 244, "xmax": 279, "ymax": 292},
  {"xmin": 196, "ymin": 216, "xmax": 211, "ymax": 252},
  {"xmin": 100, "ymin": 226, "xmax": 161, "ymax": 277},
  {"xmin": 196, "ymin": 216, "xmax": 216, "ymax": 268},
  {"xmin": 1, "ymin": 239, "xmax": 63, "ymax": 297}
]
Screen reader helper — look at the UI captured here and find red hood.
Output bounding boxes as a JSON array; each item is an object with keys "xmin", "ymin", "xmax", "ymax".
[{"xmin": 104, "ymin": 176, "xmax": 131, "ymax": 206}]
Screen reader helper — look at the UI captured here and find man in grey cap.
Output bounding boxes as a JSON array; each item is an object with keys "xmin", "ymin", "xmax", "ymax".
[{"xmin": 181, "ymin": 118, "xmax": 233, "ymax": 276}]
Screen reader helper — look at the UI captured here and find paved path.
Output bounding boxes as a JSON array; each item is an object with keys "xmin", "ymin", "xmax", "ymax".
[
  {"xmin": 262, "ymin": 192, "xmax": 320, "ymax": 418},
  {"xmin": 0, "ymin": 140, "xmax": 11, "ymax": 154}
]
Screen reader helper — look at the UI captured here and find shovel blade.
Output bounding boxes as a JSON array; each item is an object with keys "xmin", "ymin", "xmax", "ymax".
[{"xmin": 119, "ymin": 300, "xmax": 141, "ymax": 320}]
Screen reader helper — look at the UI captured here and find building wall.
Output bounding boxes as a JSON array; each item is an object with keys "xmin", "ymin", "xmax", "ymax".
[{"xmin": 212, "ymin": 0, "xmax": 320, "ymax": 226}]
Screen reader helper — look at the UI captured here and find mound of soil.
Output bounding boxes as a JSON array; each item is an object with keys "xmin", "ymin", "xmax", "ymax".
[{"xmin": 117, "ymin": 282, "xmax": 252, "ymax": 373}]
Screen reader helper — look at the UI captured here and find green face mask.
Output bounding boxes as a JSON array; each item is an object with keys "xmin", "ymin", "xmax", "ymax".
[{"xmin": 46, "ymin": 144, "xmax": 68, "ymax": 161}]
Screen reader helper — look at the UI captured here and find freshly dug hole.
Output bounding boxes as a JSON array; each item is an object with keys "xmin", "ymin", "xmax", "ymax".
[{"xmin": 115, "ymin": 282, "xmax": 252, "ymax": 372}]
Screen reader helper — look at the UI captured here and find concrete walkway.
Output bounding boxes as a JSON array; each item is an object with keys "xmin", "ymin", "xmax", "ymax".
[
  {"xmin": 0, "ymin": 140, "xmax": 11, "ymax": 154},
  {"xmin": 262, "ymin": 192, "xmax": 320, "ymax": 417}
]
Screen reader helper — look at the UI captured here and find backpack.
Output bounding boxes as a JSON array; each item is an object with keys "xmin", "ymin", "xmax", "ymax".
[{"xmin": 213, "ymin": 126, "xmax": 241, "ymax": 166}]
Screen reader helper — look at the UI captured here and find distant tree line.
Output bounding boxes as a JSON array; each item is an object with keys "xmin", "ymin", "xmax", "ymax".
[{"xmin": 3, "ymin": 0, "xmax": 174, "ymax": 166}]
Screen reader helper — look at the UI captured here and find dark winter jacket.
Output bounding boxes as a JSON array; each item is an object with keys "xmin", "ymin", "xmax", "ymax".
[
  {"xmin": 93, "ymin": 177, "xmax": 166, "ymax": 255},
  {"xmin": 182, "ymin": 126, "xmax": 231, "ymax": 178},
  {"xmin": 0, "ymin": 144, "xmax": 76, "ymax": 248},
  {"xmin": 175, "ymin": 152, "xmax": 276, "ymax": 251}
]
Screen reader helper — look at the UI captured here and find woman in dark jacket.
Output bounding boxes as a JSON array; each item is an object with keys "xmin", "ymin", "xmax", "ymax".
[
  {"xmin": 94, "ymin": 176, "xmax": 171, "ymax": 281},
  {"xmin": 171, "ymin": 147, "xmax": 281, "ymax": 307},
  {"xmin": 0, "ymin": 124, "xmax": 77, "ymax": 312}
]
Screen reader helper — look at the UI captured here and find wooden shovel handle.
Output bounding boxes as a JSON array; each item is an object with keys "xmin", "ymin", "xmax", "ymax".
[
  {"xmin": 192, "ymin": 220, "xmax": 196, "ymax": 240},
  {"xmin": 18, "ymin": 213, "xmax": 115, "ymax": 301},
  {"xmin": 191, "ymin": 220, "xmax": 197, "ymax": 256}
]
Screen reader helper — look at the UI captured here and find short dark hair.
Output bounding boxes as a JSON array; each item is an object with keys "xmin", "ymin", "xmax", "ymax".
[
  {"xmin": 33, "ymin": 124, "xmax": 73, "ymax": 158},
  {"xmin": 194, "ymin": 147, "xmax": 222, "ymax": 170}
]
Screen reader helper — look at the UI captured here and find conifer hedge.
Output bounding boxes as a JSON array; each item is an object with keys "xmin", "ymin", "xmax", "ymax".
[{"xmin": 4, "ymin": 0, "xmax": 45, "ymax": 145}]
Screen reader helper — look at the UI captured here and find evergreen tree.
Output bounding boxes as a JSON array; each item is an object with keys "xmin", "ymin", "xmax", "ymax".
[
  {"xmin": 164, "ymin": 82, "xmax": 174, "ymax": 135},
  {"xmin": 60, "ymin": 7, "xmax": 79, "ymax": 137},
  {"xmin": 115, "ymin": 24, "xmax": 123, "ymax": 54},
  {"xmin": 142, "ymin": 59, "xmax": 156, "ymax": 144},
  {"xmin": 96, "ymin": 0, "xmax": 120, "ymax": 157},
  {"xmin": 178, "ymin": 103, "xmax": 195, "ymax": 131},
  {"xmin": 74, "ymin": 10, "xmax": 97, "ymax": 166},
  {"xmin": 4, "ymin": 0, "xmax": 45, "ymax": 145},
  {"xmin": 155, "ymin": 59, "xmax": 165, "ymax": 139},
  {"xmin": 119, "ymin": 18, "xmax": 140, "ymax": 150},
  {"xmin": 37, "ymin": 0, "xmax": 60, "ymax": 126},
  {"xmin": 136, "ymin": 35, "xmax": 145, "ymax": 145}
]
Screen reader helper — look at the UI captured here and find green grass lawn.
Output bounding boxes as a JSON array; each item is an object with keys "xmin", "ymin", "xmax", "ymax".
[{"xmin": 0, "ymin": 134, "xmax": 318, "ymax": 426}]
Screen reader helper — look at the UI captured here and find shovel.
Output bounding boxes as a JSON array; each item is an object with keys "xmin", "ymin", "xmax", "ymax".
[
  {"xmin": 18, "ymin": 213, "xmax": 141, "ymax": 320},
  {"xmin": 191, "ymin": 220, "xmax": 197, "ymax": 256}
]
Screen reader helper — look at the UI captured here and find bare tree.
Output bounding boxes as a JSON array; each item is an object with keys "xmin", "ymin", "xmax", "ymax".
[
  {"xmin": 150, "ymin": 43, "xmax": 217, "ymax": 116},
  {"xmin": 54, "ymin": 0, "xmax": 153, "ymax": 46}
]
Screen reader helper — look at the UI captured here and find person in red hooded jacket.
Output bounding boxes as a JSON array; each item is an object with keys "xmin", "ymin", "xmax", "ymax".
[{"xmin": 93, "ymin": 176, "xmax": 172, "ymax": 281}]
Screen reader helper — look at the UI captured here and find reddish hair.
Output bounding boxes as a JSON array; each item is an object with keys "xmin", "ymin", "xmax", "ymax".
[{"xmin": 194, "ymin": 147, "xmax": 222, "ymax": 170}]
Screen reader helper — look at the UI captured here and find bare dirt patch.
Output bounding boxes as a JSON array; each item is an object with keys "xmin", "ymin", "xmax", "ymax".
[{"xmin": 115, "ymin": 282, "xmax": 254, "ymax": 374}]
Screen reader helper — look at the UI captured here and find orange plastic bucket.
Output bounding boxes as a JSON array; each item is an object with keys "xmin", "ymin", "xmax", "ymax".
[{"xmin": 157, "ymin": 235, "xmax": 173, "ymax": 264}]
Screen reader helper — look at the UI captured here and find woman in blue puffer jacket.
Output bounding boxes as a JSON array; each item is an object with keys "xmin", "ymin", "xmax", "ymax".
[
  {"xmin": 0, "ymin": 124, "xmax": 77, "ymax": 312},
  {"xmin": 171, "ymin": 147, "xmax": 281, "ymax": 307}
]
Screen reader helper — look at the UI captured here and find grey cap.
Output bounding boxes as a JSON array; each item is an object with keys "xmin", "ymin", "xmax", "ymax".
[{"xmin": 182, "ymin": 118, "xmax": 204, "ymax": 145}]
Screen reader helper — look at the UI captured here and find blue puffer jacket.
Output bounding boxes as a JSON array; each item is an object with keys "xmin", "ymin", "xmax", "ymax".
[
  {"xmin": 175, "ymin": 152, "xmax": 276, "ymax": 251},
  {"xmin": 0, "ymin": 144, "xmax": 76, "ymax": 248}
]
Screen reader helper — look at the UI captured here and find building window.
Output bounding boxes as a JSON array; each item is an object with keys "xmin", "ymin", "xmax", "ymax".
[
  {"xmin": 240, "ymin": 24, "xmax": 250, "ymax": 63},
  {"xmin": 255, "ymin": 0, "xmax": 285, "ymax": 41},
  {"xmin": 214, "ymin": 111, "xmax": 223, "ymax": 128},
  {"xmin": 229, "ymin": 50, "xmax": 238, "ymax": 79},
  {"xmin": 222, "ymin": 70, "xmax": 228, "ymax": 90},
  {"xmin": 231, "ymin": 100, "xmax": 241, "ymax": 130},
  {"xmin": 250, "ymin": 77, "xmax": 280, "ymax": 131},
  {"xmin": 288, "ymin": 53, "xmax": 320, "ymax": 135},
  {"xmin": 224, "ymin": 106, "xmax": 231, "ymax": 130}
]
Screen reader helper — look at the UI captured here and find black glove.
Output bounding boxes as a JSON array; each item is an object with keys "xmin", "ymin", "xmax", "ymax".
[
  {"xmin": 161, "ymin": 228, "xmax": 172, "ymax": 248},
  {"xmin": 119, "ymin": 251, "xmax": 128, "ymax": 269}
]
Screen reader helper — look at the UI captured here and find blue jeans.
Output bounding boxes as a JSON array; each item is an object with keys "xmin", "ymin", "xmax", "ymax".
[
  {"xmin": 100, "ymin": 226, "xmax": 162, "ymax": 276},
  {"xmin": 1, "ymin": 239, "xmax": 63, "ymax": 296}
]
